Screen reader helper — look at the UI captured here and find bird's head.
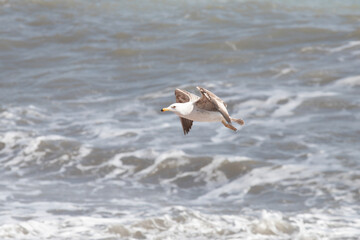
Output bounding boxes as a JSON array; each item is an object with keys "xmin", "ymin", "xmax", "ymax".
[
  {"xmin": 161, "ymin": 103, "xmax": 189, "ymax": 115},
  {"xmin": 161, "ymin": 103, "xmax": 179, "ymax": 113}
]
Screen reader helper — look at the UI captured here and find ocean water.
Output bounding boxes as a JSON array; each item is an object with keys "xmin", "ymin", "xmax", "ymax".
[{"xmin": 1, "ymin": 0, "xmax": 360, "ymax": 239}]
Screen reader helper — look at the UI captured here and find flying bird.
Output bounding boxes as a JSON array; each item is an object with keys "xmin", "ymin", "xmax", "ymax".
[{"xmin": 161, "ymin": 86, "xmax": 244, "ymax": 135}]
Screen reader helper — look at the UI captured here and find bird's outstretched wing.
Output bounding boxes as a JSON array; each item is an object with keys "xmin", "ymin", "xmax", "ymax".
[
  {"xmin": 175, "ymin": 88, "xmax": 199, "ymax": 135},
  {"xmin": 175, "ymin": 88, "xmax": 200, "ymax": 103},
  {"xmin": 180, "ymin": 117, "xmax": 193, "ymax": 135},
  {"xmin": 195, "ymin": 86, "xmax": 231, "ymax": 123}
]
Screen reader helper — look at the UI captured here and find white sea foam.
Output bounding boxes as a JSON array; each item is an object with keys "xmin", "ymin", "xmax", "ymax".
[
  {"xmin": 1, "ymin": 204, "xmax": 359, "ymax": 240},
  {"xmin": 134, "ymin": 149, "xmax": 189, "ymax": 180},
  {"xmin": 327, "ymin": 41, "xmax": 360, "ymax": 53},
  {"xmin": 238, "ymin": 90, "xmax": 337, "ymax": 119},
  {"xmin": 197, "ymin": 162, "xmax": 321, "ymax": 204},
  {"xmin": 272, "ymin": 97, "xmax": 302, "ymax": 117},
  {"xmin": 272, "ymin": 91, "xmax": 337, "ymax": 117},
  {"xmin": 0, "ymin": 106, "xmax": 49, "ymax": 127},
  {"xmin": 251, "ymin": 210, "xmax": 297, "ymax": 236},
  {"xmin": 301, "ymin": 41, "xmax": 360, "ymax": 55},
  {"xmin": 335, "ymin": 75, "xmax": 360, "ymax": 87}
]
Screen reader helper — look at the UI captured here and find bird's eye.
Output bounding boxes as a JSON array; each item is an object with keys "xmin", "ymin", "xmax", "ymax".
[{"xmin": 171, "ymin": 106, "xmax": 176, "ymax": 109}]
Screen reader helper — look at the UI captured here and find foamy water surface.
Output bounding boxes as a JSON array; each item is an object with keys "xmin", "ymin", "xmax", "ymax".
[{"xmin": 1, "ymin": 0, "xmax": 360, "ymax": 239}]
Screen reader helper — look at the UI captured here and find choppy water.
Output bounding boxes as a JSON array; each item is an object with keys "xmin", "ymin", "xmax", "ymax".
[{"xmin": 1, "ymin": 0, "xmax": 360, "ymax": 239}]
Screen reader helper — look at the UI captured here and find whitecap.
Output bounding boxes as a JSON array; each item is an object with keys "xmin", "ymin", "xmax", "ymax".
[
  {"xmin": 251, "ymin": 210, "xmax": 297, "ymax": 235},
  {"xmin": 272, "ymin": 91, "xmax": 337, "ymax": 118},
  {"xmin": 335, "ymin": 75, "xmax": 360, "ymax": 87},
  {"xmin": 327, "ymin": 41, "xmax": 360, "ymax": 53},
  {"xmin": 273, "ymin": 67, "xmax": 297, "ymax": 79}
]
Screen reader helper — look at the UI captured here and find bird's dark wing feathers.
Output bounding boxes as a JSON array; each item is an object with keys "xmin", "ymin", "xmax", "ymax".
[
  {"xmin": 175, "ymin": 89, "xmax": 197, "ymax": 134},
  {"xmin": 175, "ymin": 88, "xmax": 200, "ymax": 103},
  {"xmin": 195, "ymin": 87, "xmax": 231, "ymax": 123},
  {"xmin": 179, "ymin": 117, "xmax": 193, "ymax": 135}
]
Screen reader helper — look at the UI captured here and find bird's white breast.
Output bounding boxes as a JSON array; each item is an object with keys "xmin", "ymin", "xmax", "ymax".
[{"xmin": 180, "ymin": 106, "xmax": 223, "ymax": 122}]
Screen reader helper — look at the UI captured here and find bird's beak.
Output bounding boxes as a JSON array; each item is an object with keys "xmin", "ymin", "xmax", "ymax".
[{"xmin": 161, "ymin": 108, "xmax": 170, "ymax": 112}]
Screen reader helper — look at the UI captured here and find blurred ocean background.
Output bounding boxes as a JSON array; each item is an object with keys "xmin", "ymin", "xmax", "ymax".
[{"xmin": 1, "ymin": 0, "xmax": 360, "ymax": 239}]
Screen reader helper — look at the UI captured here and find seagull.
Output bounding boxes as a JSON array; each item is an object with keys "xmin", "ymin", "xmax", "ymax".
[{"xmin": 161, "ymin": 86, "xmax": 244, "ymax": 135}]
